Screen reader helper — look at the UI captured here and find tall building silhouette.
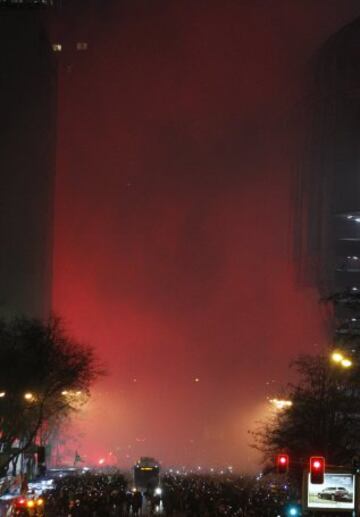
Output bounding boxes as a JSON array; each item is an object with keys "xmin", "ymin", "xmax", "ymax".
[
  {"xmin": 296, "ymin": 17, "xmax": 360, "ymax": 350},
  {"xmin": 0, "ymin": 5, "xmax": 57, "ymax": 318}
]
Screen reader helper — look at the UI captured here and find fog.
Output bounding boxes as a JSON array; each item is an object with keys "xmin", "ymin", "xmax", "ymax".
[{"xmin": 51, "ymin": 0, "xmax": 360, "ymax": 471}]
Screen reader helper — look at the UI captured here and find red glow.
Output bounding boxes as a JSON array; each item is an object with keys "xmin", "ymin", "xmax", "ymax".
[
  {"xmin": 310, "ymin": 456, "xmax": 325, "ymax": 471},
  {"xmin": 277, "ymin": 454, "xmax": 289, "ymax": 466},
  {"xmin": 51, "ymin": 1, "xmax": 360, "ymax": 470}
]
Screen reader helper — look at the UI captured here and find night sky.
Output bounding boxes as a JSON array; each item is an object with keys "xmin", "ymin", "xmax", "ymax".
[{"xmin": 50, "ymin": 0, "xmax": 360, "ymax": 470}]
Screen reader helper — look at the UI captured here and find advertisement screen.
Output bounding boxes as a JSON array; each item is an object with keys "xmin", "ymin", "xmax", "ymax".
[{"xmin": 307, "ymin": 473, "xmax": 355, "ymax": 510}]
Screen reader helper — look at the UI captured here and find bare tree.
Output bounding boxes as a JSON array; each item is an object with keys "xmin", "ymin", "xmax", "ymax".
[
  {"xmin": 252, "ymin": 354, "xmax": 360, "ymax": 468},
  {"xmin": 0, "ymin": 315, "xmax": 103, "ymax": 472}
]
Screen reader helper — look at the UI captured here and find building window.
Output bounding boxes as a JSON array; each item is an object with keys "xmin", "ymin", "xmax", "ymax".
[
  {"xmin": 52, "ymin": 43, "xmax": 62, "ymax": 52},
  {"xmin": 76, "ymin": 42, "xmax": 88, "ymax": 51}
]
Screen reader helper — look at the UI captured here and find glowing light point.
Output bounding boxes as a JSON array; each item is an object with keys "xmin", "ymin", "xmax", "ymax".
[
  {"xmin": 76, "ymin": 42, "xmax": 88, "ymax": 51},
  {"xmin": 342, "ymin": 358, "xmax": 352, "ymax": 368},
  {"xmin": 331, "ymin": 352, "xmax": 343, "ymax": 363},
  {"xmin": 276, "ymin": 453, "xmax": 289, "ymax": 473},
  {"xmin": 269, "ymin": 398, "xmax": 293, "ymax": 410},
  {"xmin": 52, "ymin": 43, "xmax": 62, "ymax": 52},
  {"xmin": 310, "ymin": 456, "xmax": 325, "ymax": 484}
]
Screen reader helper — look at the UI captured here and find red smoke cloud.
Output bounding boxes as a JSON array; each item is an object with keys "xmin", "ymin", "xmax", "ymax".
[{"xmin": 52, "ymin": 0, "xmax": 360, "ymax": 470}]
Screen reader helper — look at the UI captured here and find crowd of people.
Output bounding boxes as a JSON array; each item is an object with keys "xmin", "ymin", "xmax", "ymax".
[
  {"xmin": 42, "ymin": 472, "xmax": 163, "ymax": 516},
  {"xmin": 43, "ymin": 471, "xmax": 294, "ymax": 516},
  {"xmin": 161, "ymin": 474, "xmax": 293, "ymax": 516},
  {"xmin": 6, "ymin": 471, "xmax": 297, "ymax": 516},
  {"xmin": 44, "ymin": 473, "xmax": 131, "ymax": 516}
]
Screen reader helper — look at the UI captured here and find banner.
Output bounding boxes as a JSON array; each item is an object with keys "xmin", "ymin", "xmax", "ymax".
[{"xmin": 307, "ymin": 473, "xmax": 355, "ymax": 510}]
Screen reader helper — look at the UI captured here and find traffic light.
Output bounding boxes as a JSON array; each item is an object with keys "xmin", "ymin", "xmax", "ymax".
[
  {"xmin": 276, "ymin": 453, "xmax": 289, "ymax": 474},
  {"xmin": 285, "ymin": 504, "xmax": 302, "ymax": 516},
  {"xmin": 310, "ymin": 456, "xmax": 325, "ymax": 484}
]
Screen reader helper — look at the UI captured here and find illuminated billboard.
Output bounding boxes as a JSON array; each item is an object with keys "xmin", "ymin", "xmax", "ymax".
[{"xmin": 307, "ymin": 473, "xmax": 355, "ymax": 511}]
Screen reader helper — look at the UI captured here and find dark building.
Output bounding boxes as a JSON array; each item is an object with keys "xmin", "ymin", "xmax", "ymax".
[
  {"xmin": 0, "ymin": 4, "xmax": 57, "ymax": 318},
  {"xmin": 296, "ymin": 17, "xmax": 360, "ymax": 354}
]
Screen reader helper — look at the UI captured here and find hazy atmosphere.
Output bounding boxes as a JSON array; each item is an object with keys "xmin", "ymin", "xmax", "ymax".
[{"xmin": 46, "ymin": 0, "xmax": 360, "ymax": 470}]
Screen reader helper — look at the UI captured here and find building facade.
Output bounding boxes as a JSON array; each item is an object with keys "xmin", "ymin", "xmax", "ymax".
[
  {"xmin": 296, "ymin": 17, "xmax": 360, "ymax": 353},
  {"xmin": 0, "ymin": 4, "xmax": 57, "ymax": 318}
]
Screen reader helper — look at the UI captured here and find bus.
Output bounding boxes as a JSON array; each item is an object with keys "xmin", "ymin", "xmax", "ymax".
[{"xmin": 133, "ymin": 457, "xmax": 161, "ymax": 496}]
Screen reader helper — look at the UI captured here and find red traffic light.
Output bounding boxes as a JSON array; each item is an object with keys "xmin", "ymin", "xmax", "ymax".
[
  {"xmin": 276, "ymin": 454, "xmax": 289, "ymax": 473},
  {"xmin": 310, "ymin": 456, "xmax": 325, "ymax": 484}
]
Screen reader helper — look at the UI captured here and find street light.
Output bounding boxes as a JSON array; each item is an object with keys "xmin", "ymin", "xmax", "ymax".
[
  {"xmin": 269, "ymin": 398, "xmax": 293, "ymax": 410},
  {"xmin": 331, "ymin": 351, "xmax": 353, "ymax": 369},
  {"xmin": 331, "ymin": 351, "xmax": 344, "ymax": 364},
  {"xmin": 0, "ymin": 392, "xmax": 5, "ymax": 398},
  {"xmin": 24, "ymin": 392, "xmax": 35, "ymax": 402},
  {"xmin": 341, "ymin": 358, "xmax": 352, "ymax": 368},
  {"xmin": 61, "ymin": 390, "xmax": 82, "ymax": 397}
]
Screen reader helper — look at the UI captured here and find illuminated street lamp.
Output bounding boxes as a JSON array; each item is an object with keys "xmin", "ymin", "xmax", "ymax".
[
  {"xmin": 331, "ymin": 351, "xmax": 353, "ymax": 369},
  {"xmin": 0, "ymin": 392, "xmax": 5, "ymax": 398},
  {"xmin": 269, "ymin": 398, "xmax": 293, "ymax": 410},
  {"xmin": 331, "ymin": 351, "xmax": 344, "ymax": 364},
  {"xmin": 341, "ymin": 358, "xmax": 352, "ymax": 368},
  {"xmin": 24, "ymin": 392, "xmax": 35, "ymax": 402},
  {"xmin": 61, "ymin": 390, "xmax": 82, "ymax": 397}
]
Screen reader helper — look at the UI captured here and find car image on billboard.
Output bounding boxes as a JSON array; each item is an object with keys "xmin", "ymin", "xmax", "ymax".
[{"xmin": 307, "ymin": 473, "xmax": 355, "ymax": 510}]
